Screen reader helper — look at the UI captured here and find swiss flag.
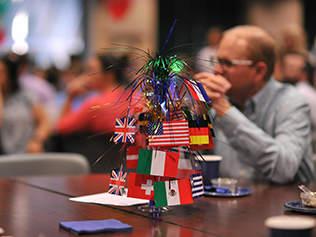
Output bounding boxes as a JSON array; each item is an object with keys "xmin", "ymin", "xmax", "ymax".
[{"xmin": 127, "ymin": 173, "xmax": 170, "ymax": 201}]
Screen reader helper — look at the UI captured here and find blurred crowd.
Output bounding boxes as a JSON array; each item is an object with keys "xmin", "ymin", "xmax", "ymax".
[
  {"xmin": 0, "ymin": 51, "xmax": 131, "ymax": 168},
  {"xmin": 1, "ymin": 22, "xmax": 316, "ymax": 178}
]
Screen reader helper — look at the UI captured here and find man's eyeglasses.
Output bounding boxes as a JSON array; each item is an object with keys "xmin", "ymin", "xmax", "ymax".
[{"xmin": 212, "ymin": 58, "xmax": 253, "ymax": 69}]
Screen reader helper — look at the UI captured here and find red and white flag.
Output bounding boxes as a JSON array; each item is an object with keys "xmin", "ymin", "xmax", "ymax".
[
  {"xmin": 147, "ymin": 121, "xmax": 190, "ymax": 147},
  {"xmin": 127, "ymin": 173, "xmax": 170, "ymax": 201},
  {"xmin": 126, "ymin": 146, "xmax": 141, "ymax": 168},
  {"xmin": 168, "ymin": 106, "xmax": 185, "ymax": 121},
  {"xmin": 177, "ymin": 158, "xmax": 196, "ymax": 179}
]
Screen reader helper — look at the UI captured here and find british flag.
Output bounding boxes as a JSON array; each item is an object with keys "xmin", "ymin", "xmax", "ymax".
[
  {"xmin": 108, "ymin": 170, "xmax": 127, "ymax": 196},
  {"xmin": 114, "ymin": 118, "xmax": 136, "ymax": 143}
]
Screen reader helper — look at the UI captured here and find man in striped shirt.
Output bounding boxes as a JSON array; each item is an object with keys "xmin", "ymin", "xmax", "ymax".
[{"xmin": 195, "ymin": 25, "xmax": 315, "ymax": 184}]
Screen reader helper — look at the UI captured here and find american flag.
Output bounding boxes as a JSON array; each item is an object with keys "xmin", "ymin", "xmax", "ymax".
[
  {"xmin": 167, "ymin": 106, "xmax": 185, "ymax": 121},
  {"xmin": 190, "ymin": 173, "xmax": 204, "ymax": 199},
  {"xmin": 114, "ymin": 118, "xmax": 136, "ymax": 143},
  {"xmin": 108, "ymin": 170, "xmax": 127, "ymax": 196},
  {"xmin": 147, "ymin": 121, "xmax": 190, "ymax": 147}
]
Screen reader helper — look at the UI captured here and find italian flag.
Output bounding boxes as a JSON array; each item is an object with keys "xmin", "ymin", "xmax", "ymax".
[
  {"xmin": 153, "ymin": 179, "xmax": 193, "ymax": 207},
  {"xmin": 137, "ymin": 149, "xmax": 179, "ymax": 178}
]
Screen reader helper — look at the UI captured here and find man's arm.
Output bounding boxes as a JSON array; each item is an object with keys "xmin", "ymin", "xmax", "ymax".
[{"xmin": 217, "ymin": 91, "xmax": 312, "ymax": 184}]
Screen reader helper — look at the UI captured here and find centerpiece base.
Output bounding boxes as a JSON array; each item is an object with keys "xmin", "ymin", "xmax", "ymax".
[{"xmin": 137, "ymin": 204, "xmax": 172, "ymax": 213}]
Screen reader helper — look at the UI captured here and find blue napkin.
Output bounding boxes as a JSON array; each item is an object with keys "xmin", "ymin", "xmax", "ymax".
[{"xmin": 59, "ymin": 219, "xmax": 133, "ymax": 235}]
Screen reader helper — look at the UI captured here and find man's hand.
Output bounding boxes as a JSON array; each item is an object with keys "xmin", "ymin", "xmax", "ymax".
[{"xmin": 194, "ymin": 72, "xmax": 232, "ymax": 117}]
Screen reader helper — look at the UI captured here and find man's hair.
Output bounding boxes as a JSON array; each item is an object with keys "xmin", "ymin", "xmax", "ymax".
[{"xmin": 225, "ymin": 25, "xmax": 276, "ymax": 81}]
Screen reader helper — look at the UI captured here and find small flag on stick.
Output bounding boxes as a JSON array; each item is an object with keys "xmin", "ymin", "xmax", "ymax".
[
  {"xmin": 167, "ymin": 106, "xmax": 185, "ymax": 121},
  {"xmin": 137, "ymin": 149, "xmax": 179, "ymax": 178},
  {"xmin": 114, "ymin": 118, "xmax": 136, "ymax": 143},
  {"xmin": 186, "ymin": 80, "xmax": 211, "ymax": 102},
  {"xmin": 108, "ymin": 170, "xmax": 127, "ymax": 196},
  {"xmin": 148, "ymin": 121, "xmax": 190, "ymax": 147},
  {"xmin": 189, "ymin": 120, "xmax": 209, "ymax": 145},
  {"xmin": 190, "ymin": 173, "xmax": 204, "ymax": 199},
  {"xmin": 126, "ymin": 146, "xmax": 141, "ymax": 168},
  {"xmin": 153, "ymin": 179, "xmax": 194, "ymax": 207},
  {"xmin": 127, "ymin": 173, "xmax": 170, "ymax": 200}
]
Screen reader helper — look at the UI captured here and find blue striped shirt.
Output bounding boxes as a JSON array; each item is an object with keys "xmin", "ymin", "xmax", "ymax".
[{"xmin": 214, "ymin": 78, "xmax": 315, "ymax": 184}]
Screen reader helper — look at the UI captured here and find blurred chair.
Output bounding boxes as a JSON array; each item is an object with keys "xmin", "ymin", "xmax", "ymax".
[
  {"xmin": 0, "ymin": 152, "xmax": 90, "ymax": 177},
  {"xmin": 52, "ymin": 133, "xmax": 124, "ymax": 173}
]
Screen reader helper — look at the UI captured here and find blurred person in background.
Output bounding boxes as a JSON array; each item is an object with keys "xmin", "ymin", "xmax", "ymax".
[
  {"xmin": 195, "ymin": 26, "xmax": 223, "ymax": 73},
  {"xmin": 58, "ymin": 55, "xmax": 84, "ymax": 91},
  {"xmin": 274, "ymin": 23, "xmax": 311, "ymax": 82},
  {"xmin": 0, "ymin": 57, "xmax": 51, "ymax": 154},
  {"xmin": 278, "ymin": 51, "xmax": 316, "ymax": 133},
  {"xmin": 55, "ymin": 54, "xmax": 129, "ymax": 136},
  {"xmin": 278, "ymin": 23, "xmax": 308, "ymax": 56},
  {"xmin": 33, "ymin": 65, "xmax": 61, "ymax": 124},
  {"xmin": 5, "ymin": 53, "xmax": 57, "ymax": 125},
  {"xmin": 54, "ymin": 55, "xmax": 93, "ymax": 118}
]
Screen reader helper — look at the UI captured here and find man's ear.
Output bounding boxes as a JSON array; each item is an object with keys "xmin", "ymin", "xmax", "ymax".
[{"xmin": 253, "ymin": 61, "xmax": 267, "ymax": 82}]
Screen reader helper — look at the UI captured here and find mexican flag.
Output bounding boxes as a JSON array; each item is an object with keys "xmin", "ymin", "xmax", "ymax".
[
  {"xmin": 137, "ymin": 149, "xmax": 179, "ymax": 178},
  {"xmin": 153, "ymin": 179, "xmax": 193, "ymax": 207}
]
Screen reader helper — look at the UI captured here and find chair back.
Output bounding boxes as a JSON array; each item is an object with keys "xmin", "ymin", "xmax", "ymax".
[{"xmin": 0, "ymin": 152, "xmax": 90, "ymax": 177}]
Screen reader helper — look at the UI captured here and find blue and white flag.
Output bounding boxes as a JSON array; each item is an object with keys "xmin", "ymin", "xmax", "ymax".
[{"xmin": 190, "ymin": 173, "xmax": 204, "ymax": 199}]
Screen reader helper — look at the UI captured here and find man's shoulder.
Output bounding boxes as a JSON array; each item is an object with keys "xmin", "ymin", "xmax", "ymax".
[
  {"xmin": 263, "ymin": 80, "xmax": 308, "ymax": 109},
  {"xmin": 258, "ymin": 79, "xmax": 307, "ymax": 110},
  {"xmin": 273, "ymin": 80, "xmax": 306, "ymax": 99}
]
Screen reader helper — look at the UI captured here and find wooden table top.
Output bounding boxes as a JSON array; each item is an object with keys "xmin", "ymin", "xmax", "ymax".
[
  {"xmin": 0, "ymin": 178, "xmax": 214, "ymax": 237},
  {"xmin": 9, "ymin": 174, "xmax": 316, "ymax": 237}
]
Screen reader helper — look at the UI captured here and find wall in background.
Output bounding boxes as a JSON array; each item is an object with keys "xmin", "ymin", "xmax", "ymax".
[{"xmin": 88, "ymin": 0, "xmax": 158, "ymax": 64}]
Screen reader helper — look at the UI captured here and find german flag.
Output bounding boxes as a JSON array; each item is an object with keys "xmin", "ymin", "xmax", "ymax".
[
  {"xmin": 189, "ymin": 120, "xmax": 209, "ymax": 145},
  {"xmin": 190, "ymin": 116, "xmax": 215, "ymax": 150},
  {"xmin": 197, "ymin": 114, "xmax": 215, "ymax": 137}
]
